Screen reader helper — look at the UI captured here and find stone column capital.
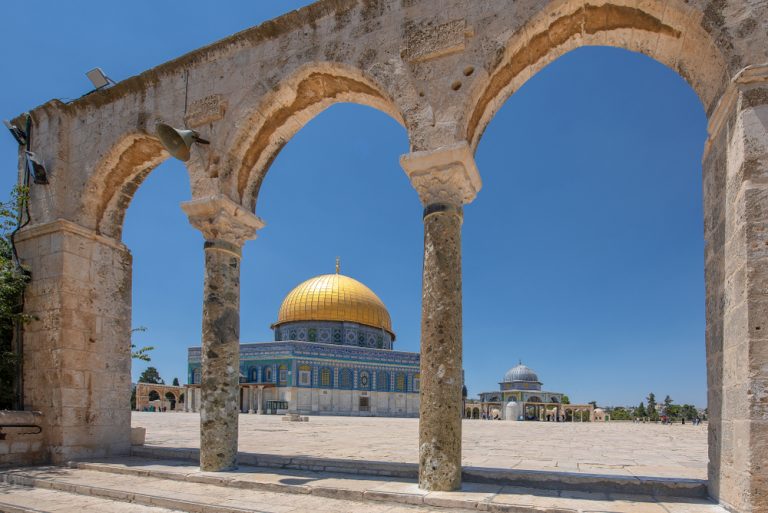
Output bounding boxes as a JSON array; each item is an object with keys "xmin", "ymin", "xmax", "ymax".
[
  {"xmin": 400, "ymin": 141, "xmax": 482, "ymax": 207},
  {"xmin": 181, "ymin": 195, "xmax": 265, "ymax": 250}
]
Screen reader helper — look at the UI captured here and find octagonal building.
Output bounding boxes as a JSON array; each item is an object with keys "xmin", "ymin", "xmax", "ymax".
[{"xmin": 186, "ymin": 264, "xmax": 420, "ymax": 416}]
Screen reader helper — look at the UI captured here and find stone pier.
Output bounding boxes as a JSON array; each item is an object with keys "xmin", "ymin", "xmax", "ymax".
[
  {"xmin": 182, "ymin": 196, "xmax": 264, "ymax": 472},
  {"xmin": 401, "ymin": 142, "xmax": 481, "ymax": 491},
  {"xmin": 15, "ymin": 220, "xmax": 132, "ymax": 463}
]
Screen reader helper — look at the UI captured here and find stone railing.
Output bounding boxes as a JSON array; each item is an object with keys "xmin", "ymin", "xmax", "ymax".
[{"xmin": 0, "ymin": 410, "xmax": 45, "ymax": 466}]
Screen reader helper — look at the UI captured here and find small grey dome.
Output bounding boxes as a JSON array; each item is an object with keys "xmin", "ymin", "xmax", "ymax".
[{"xmin": 503, "ymin": 363, "xmax": 540, "ymax": 383}]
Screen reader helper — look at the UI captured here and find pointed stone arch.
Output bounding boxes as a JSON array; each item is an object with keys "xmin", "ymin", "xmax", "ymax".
[
  {"xmin": 465, "ymin": 0, "xmax": 728, "ymax": 150},
  {"xmin": 225, "ymin": 63, "xmax": 412, "ymax": 212}
]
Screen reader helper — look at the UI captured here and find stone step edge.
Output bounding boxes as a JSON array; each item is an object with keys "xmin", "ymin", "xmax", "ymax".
[
  {"xmin": 68, "ymin": 461, "xmax": 521, "ymax": 512},
  {"xmin": 0, "ymin": 472, "xmax": 260, "ymax": 513},
  {"xmin": 131, "ymin": 445, "xmax": 708, "ymax": 498},
  {"xmin": 0, "ymin": 499, "xmax": 48, "ymax": 513},
  {"xmin": 0, "ymin": 467, "xmax": 576, "ymax": 513}
]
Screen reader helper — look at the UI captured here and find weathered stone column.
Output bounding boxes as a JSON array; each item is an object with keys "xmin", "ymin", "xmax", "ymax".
[
  {"xmin": 182, "ymin": 195, "xmax": 264, "ymax": 472},
  {"xmin": 401, "ymin": 142, "xmax": 481, "ymax": 491},
  {"xmin": 257, "ymin": 386, "xmax": 264, "ymax": 415}
]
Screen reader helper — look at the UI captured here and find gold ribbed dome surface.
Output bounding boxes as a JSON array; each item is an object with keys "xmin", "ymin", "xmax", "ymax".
[{"xmin": 275, "ymin": 273, "xmax": 394, "ymax": 337}]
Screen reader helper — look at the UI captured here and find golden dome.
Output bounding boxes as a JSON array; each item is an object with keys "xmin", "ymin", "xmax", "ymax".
[{"xmin": 274, "ymin": 272, "xmax": 394, "ymax": 339}]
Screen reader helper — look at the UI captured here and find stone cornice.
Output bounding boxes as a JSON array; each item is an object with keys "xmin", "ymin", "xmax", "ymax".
[
  {"xmin": 705, "ymin": 63, "xmax": 768, "ymax": 158},
  {"xmin": 15, "ymin": 218, "xmax": 127, "ymax": 251},
  {"xmin": 181, "ymin": 195, "xmax": 265, "ymax": 248},
  {"xmin": 400, "ymin": 142, "xmax": 482, "ymax": 207}
]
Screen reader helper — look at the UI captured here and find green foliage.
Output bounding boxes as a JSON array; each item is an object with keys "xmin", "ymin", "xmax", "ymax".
[
  {"xmin": 0, "ymin": 186, "xmax": 32, "ymax": 410},
  {"xmin": 635, "ymin": 401, "xmax": 647, "ymax": 418},
  {"xmin": 138, "ymin": 366, "xmax": 164, "ymax": 385},
  {"xmin": 560, "ymin": 395, "xmax": 570, "ymax": 405},
  {"xmin": 172, "ymin": 377, "xmax": 179, "ymax": 387},
  {"xmin": 608, "ymin": 407, "xmax": 632, "ymax": 420},
  {"xmin": 665, "ymin": 404, "xmax": 681, "ymax": 418},
  {"xmin": 646, "ymin": 393, "xmax": 659, "ymax": 421},
  {"xmin": 130, "ymin": 326, "xmax": 154, "ymax": 362},
  {"xmin": 663, "ymin": 395, "xmax": 674, "ymax": 413},
  {"xmin": 679, "ymin": 404, "xmax": 699, "ymax": 420}
]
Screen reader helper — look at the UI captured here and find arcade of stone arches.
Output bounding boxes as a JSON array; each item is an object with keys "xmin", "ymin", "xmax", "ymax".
[
  {"xmin": 12, "ymin": 1, "xmax": 767, "ymax": 512},
  {"xmin": 464, "ymin": 403, "xmax": 599, "ymax": 422}
]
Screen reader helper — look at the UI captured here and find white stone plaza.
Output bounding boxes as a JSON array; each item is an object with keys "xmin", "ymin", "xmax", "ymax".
[{"xmin": 132, "ymin": 412, "xmax": 708, "ymax": 480}]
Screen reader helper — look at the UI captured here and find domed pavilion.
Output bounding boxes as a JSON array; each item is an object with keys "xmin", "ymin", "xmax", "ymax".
[
  {"xmin": 185, "ymin": 262, "xmax": 420, "ymax": 417},
  {"xmin": 469, "ymin": 362, "xmax": 576, "ymax": 421}
]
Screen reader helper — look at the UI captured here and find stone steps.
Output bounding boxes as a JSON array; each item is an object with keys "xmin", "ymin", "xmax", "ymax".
[
  {"xmin": 0, "ymin": 460, "xmax": 728, "ymax": 513},
  {"xmin": 0, "ymin": 481, "xmax": 179, "ymax": 513},
  {"xmin": 132, "ymin": 445, "xmax": 709, "ymax": 498}
]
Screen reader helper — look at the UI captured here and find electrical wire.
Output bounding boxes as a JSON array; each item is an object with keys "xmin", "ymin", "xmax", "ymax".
[
  {"xmin": 10, "ymin": 115, "xmax": 32, "ymax": 272},
  {"xmin": 7, "ymin": 115, "xmax": 32, "ymax": 410}
]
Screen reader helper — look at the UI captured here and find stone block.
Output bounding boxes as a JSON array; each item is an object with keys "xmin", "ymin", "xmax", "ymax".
[{"xmin": 131, "ymin": 427, "xmax": 146, "ymax": 446}]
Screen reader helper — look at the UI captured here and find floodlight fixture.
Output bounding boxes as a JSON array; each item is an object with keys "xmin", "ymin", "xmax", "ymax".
[
  {"xmin": 85, "ymin": 67, "xmax": 113, "ymax": 90},
  {"xmin": 25, "ymin": 151, "xmax": 48, "ymax": 184},
  {"xmin": 3, "ymin": 119, "xmax": 27, "ymax": 146}
]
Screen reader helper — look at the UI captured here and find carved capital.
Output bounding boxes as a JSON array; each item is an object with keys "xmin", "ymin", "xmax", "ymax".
[
  {"xmin": 400, "ymin": 142, "xmax": 482, "ymax": 206},
  {"xmin": 181, "ymin": 195, "xmax": 265, "ymax": 249}
]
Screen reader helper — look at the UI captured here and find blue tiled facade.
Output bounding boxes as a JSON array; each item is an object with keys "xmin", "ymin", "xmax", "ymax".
[{"xmin": 188, "ymin": 340, "xmax": 420, "ymax": 393}]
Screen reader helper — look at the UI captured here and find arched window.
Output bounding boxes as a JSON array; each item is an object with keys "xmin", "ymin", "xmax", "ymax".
[
  {"xmin": 278, "ymin": 365, "xmax": 288, "ymax": 385},
  {"xmin": 358, "ymin": 371, "xmax": 370, "ymax": 390},
  {"xmin": 249, "ymin": 367, "xmax": 258, "ymax": 382},
  {"xmin": 320, "ymin": 368, "xmax": 332, "ymax": 387},
  {"xmin": 395, "ymin": 372, "xmax": 406, "ymax": 392},
  {"xmin": 264, "ymin": 366, "xmax": 273, "ymax": 383},
  {"xmin": 413, "ymin": 373, "xmax": 420, "ymax": 392},
  {"xmin": 192, "ymin": 368, "xmax": 201, "ymax": 384},
  {"xmin": 298, "ymin": 365, "xmax": 311, "ymax": 386},
  {"xmin": 339, "ymin": 368, "xmax": 353, "ymax": 389},
  {"xmin": 377, "ymin": 371, "xmax": 389, "ymax": 391}
]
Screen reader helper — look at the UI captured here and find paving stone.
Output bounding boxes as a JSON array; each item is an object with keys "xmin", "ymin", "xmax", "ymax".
[{"xmin": 132, "ymin": 412, "xmax": 709, "ymax": 481}]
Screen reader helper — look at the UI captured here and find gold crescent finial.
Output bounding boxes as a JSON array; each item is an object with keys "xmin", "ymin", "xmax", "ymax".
[{"xmin": 335, "ymin": 257, "xmax": 340, "ymax": 274}]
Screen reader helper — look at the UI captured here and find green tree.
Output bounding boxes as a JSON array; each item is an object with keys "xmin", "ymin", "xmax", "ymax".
[
  {"xmin": 130, "ymin": 326, "xmax": 155, "ymax": 362},
  {"xmin": 560, "ymin": 395, "xmax": 570, "ymax": 404},
  {"xmin": 647, "ymin": 393, "xmax": 659, "ymax": 421},
  {"xmin": 138, "ymin": 367, "xmax": 164, "ymax": 384},
  {"xmin": 636, "ymin": 401, "xmax": 647, "ymax": 418},
  {"xmin": 0, "ymin": 186, "xmax": 33, "ymax": 410},
  {"xmin": 608, "ymin": 407, "xmax": 632, "ymax": 420},
  {"xmin": 663, "ymin": 395, "xmax": 673, "ymax": 414},
  {"xmin": 680, "ymin": 404, "xmax": 699, "ymax": 420},
  {"xmin": 172, "ymin": 377, "xmax": 179, "ymax": 387}
]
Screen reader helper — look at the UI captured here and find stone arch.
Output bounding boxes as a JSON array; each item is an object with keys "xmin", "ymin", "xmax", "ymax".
[
  {"xmin": 226, "ymin": 62, "xmax": 411, "ymax": 212},
  {"xmin": 80, "ymin": 133, "xmax": 168, "ymax": 240},
  {"xmin": 164, "ymin": 391, "xmax": 178, "ymax": 410},
  {"xmin": 465, "ymin": 0, "xmax": 728, "ymax": 150},
  {"xmin": 80, "ymin": 132, "xmax": 217, "ymax": 241}
]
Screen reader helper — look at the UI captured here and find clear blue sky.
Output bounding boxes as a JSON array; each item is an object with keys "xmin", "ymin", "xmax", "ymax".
[{"xmin": 0, "ymin": 2, "xmax": 707, "ymax": 407}]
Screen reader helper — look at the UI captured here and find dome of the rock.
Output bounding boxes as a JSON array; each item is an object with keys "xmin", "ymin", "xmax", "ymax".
[{"xmin": 273, "ymin": 272, "xmax": 394, "ymax": 339}]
